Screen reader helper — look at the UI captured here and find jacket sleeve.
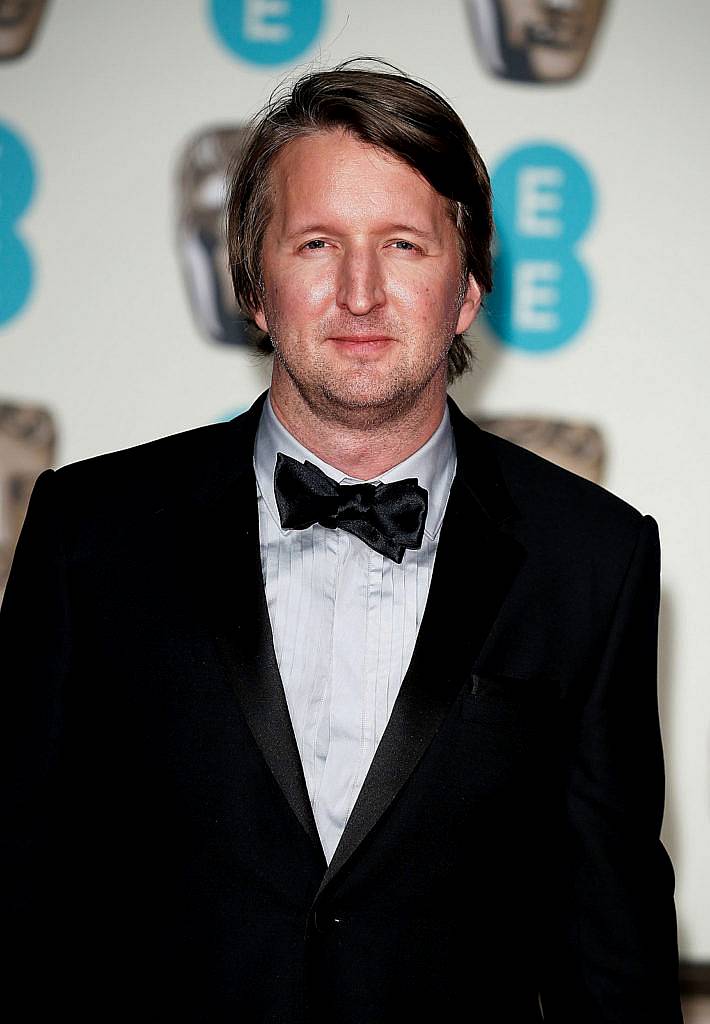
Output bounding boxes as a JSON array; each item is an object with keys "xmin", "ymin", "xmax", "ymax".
[
  {"xmin": 0, "ymin": 469, "xmax": 71, "ymax": 1003},
  {"xmin": 539, "ymin": 514, "xmax": 683, "ymax": 1023}
]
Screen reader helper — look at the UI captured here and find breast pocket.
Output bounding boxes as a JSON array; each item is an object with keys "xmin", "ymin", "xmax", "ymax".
[
  {"xmin": 448, "ymin": 671, "xmax": 563, "ymax": 808},
  {"xmin": 460, "ymin": 671, "xmax": 561, "ymax": 727}
]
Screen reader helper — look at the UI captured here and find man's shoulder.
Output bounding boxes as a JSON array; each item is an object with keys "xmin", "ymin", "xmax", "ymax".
[
  {"xmin": 485, "ymin": 425, "xmax": 639, "ymax": 514},
  {"xmin": 48, "ymin": 407, "xmax": 259, "ymax": 536},
  {"xmin": 467, "ymin": 419, "xmax": 651, "ymax": 563},
  {"xmin": 57, "ymin": 418, "xmax": 233, "ymax": 484}
]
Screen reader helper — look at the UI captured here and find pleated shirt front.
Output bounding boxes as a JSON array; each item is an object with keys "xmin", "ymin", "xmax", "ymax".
[{"xmin": 253, "ymin": 395, "xmax": 456, "ymax": 862}]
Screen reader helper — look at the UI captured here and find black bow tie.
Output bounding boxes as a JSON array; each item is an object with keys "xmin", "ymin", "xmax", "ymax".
[{"xmin": 273, "ymin": 452, "xmax": 428, "ymax": 564}]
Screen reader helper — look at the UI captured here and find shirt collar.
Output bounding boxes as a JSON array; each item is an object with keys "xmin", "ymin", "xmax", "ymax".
[{"xmin": 253, "ymin": 391, "xmax": 457, "ymax": 541}]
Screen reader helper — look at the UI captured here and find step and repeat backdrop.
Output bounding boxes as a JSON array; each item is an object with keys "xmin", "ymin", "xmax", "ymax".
[{"xmin": 1, "ymin": 0, "xmax": 709, "ymax": 961}]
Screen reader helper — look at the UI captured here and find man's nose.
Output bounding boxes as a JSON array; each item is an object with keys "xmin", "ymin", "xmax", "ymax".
[{"xmin": 336, "ymin": 249, "xmax": 386, "ymax": 315}]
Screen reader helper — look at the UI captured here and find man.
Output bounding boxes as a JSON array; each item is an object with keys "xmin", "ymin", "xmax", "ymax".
[{"xmin": 1, "ymin": 65, "xmax": 681, "ymax": 1022}]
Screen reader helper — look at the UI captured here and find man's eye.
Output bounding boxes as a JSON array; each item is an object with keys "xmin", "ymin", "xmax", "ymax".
[
  {"xmin": 391, "ymin": 240, "xmax": 418, "ymax": 251},
  {"xmin": 301, "ymin": 239, "xmax": 327, "ymax": 251}
]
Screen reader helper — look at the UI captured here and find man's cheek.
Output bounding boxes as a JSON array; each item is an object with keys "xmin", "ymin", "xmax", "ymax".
[{"xmin": 297, "ymin": 272, "xmax": 336, "ymax": 310}]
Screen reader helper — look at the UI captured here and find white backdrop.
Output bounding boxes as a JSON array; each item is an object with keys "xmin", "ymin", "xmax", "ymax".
[{"xmin": 2, "ymin": 0, "xmax": 709, "ymax": 960}]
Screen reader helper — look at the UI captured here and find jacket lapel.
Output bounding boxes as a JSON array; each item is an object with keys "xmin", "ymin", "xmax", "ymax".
[
  {"xmin": 317, "ymin": 399, "xmax": 526, "ymax": 893},
  {"xmin": 186, "ymin": 393, "xmax": 525, "ymax": 883},
  {"xmin": 193, "ymin": 394, "xmax": 324, "ymax": 859}
]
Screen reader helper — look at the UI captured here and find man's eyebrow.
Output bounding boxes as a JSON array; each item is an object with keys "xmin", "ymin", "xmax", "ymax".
[
  {"xmin": 285, "ymin": 223, "xmax": 441, "ymax": 241},
  {"xmin": 285, "ymin": 224, "xmax": 333, "ymax": 240},
  {"xmin": 386, "ymin": 224, "xmax": 440, "ymax": 242}
]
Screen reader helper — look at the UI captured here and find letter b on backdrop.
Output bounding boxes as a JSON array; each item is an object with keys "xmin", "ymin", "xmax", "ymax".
[
  {"xmin": 0, "ymin": 122, "xmax": 36, "ymax": 328},
  {"xmin": 486, "ymin": 142, "xmax": 595, "ymax": 353}
]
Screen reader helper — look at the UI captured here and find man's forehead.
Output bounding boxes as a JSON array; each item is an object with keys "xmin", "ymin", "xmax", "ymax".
[{"xmin": 267, "ymin": 130, "xmax": 451, "ymax": 230}]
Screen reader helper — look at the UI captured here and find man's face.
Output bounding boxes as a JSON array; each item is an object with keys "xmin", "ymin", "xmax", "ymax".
[{"xmin": 255, "ymin": 130, "xmax": 480, "ymax": 427}]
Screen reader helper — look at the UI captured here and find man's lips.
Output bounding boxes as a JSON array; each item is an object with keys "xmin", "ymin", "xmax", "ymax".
[
  {"xmin": 327, "ymin": 335, "xmax": 394, "ymax": 358},
  {"xmin": 328, "ymin": 335, "xmax": 394, "ymax": 345}
]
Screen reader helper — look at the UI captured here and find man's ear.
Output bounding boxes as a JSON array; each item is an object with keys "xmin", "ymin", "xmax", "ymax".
[
  {"xmin": 455, "ymin": 275, "xmax": 482, "ymax": 336},
  {"xmin": 254, "ymin": 307, "xmax": 268, "ymax": 334}
]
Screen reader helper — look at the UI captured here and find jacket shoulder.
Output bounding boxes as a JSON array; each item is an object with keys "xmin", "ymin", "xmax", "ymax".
[
  {"xmin": 476, "ymin": 426, "xmax": 652, "ymax": 564},
  {"xmin": 486, "ymin": 427, "xmax": 641, "ymax": 515},
  {"xmin": 57, "ymin": 418, "xmax": 232, "ymax": 483},
  {"xmin": 44, "ymin": 408, "xmax": 258, "ymax": 553}
]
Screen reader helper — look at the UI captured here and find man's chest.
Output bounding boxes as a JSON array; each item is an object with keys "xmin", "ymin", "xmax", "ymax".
[{"xmin": 257, "ymin": 499, "xmax": 444, "ymax": 859}]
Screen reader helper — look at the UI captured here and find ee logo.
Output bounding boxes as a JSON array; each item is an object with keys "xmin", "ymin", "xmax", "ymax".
[
  {"xmin": 486, "ymin": 142, "xmax": 595, "ymax": 353},
  {"xmin": 0, "ymin": 122, "xmax": 36, "ymax": 328},
  {"xmin": 209, "ymin": 0, "xmax": 324, "ymax": 66}
]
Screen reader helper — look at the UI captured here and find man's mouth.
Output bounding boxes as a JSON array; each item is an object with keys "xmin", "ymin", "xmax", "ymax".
[{"xmin": 328, "ymin": 335, "xmax": 394, "ymax": 347}]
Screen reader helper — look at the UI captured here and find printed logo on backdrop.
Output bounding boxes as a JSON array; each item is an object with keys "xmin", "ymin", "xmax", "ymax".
[
  {"xmin": 0, "ymin": 122, "xmax": 37, "ymax": 327},
  {"xmin": 177, "ymin": 125, "xmax": 252, "ymax": 347},
  {"xmin": 485, "ymin": 142, "xmax": 595, "ymax": 353},
  {"xmin": 0, "ymin": 0, "xmax": 49, "ymax": 60},
  {"xmin": 0, "ymin": 402, "xmax": 56, "ymax": 601},
  {"xmin": 209, "ymin": 0, "xmax": 325, "ymax": 66},
  {"xmin": 464, "ymin": 0, "xmax": 607, "ymax": 83},
  {"xmin": 476, "ymin": 415, "xmax": 605, "ymax": 484}
]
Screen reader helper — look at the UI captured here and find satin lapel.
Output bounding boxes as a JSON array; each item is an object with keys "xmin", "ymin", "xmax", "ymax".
[
  {"xmin": 194, "ymin": 396, "xmax": 323, "ymax": 858},
  {"xmin": 317, "ymin": 402, "xmax": 526, "ymax": 893}
]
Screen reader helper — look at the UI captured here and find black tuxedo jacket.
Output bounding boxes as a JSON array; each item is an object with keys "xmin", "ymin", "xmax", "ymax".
[{"xmin": 1, "ymin": 394, "xmax": 681, "ymax": 1023}]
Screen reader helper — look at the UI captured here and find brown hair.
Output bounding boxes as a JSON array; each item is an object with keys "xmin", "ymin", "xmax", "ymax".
[{"xmin": 226, "ymin": 60, "xmax": 493, "ymax": 382}]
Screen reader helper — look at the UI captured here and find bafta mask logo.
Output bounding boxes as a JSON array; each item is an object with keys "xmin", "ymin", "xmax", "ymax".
[
  {"xmin": 465, "ymin": 0, "xmax": 607, "ymax": 83},
  {"xmin": 0, "ymin": 0, "xmax": 49, "ymax": 60},
  {"xmin": 476, "ymin": 415, "xmax": 605, "ymax": 483},
  {"xmin": 177, "ymin": 125, "xmax": 250, "ymax": 347},
  {"xmin": 0, "ymin": 402, "xmax": 56, "ymax": 600}
]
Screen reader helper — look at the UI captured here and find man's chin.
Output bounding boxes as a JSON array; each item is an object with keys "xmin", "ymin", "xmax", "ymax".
[
  {"xmin": 307, "ymin": 378, "xmax": 432, "ymax": 427},
  {"xmin": 274, "ymin": 348, "xmax": 447, "ymax": 426}
]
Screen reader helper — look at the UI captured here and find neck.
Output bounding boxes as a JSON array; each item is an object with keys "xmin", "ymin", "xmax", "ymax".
[{"xmin": 268, "ymin": 377, "xmax": 448, "ymax": 479}]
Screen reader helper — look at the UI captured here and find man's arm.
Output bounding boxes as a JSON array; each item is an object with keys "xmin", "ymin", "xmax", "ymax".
[
  {"xmin": 540, "ymin": 515, "xmax": 683, "ymax": 1023},
  {"xmin": 0, "ymin": 470, "xmax": 71, "ymax": 1005}
]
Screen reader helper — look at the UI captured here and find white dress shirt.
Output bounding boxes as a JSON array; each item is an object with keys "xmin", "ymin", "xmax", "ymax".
[{"xmin": 253, "ymin": 395, "xmax": 456, "ymax": 863}]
